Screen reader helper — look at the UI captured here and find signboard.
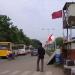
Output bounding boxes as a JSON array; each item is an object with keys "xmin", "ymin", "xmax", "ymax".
[{"xmin": 63, "ymin": 2, "xmax": 75, "ymax": 29}]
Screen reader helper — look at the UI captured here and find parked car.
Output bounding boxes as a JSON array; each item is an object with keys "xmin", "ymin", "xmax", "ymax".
[{"xmin": 31, "ymin": 49, "xmax": 38, "ymax": 56}]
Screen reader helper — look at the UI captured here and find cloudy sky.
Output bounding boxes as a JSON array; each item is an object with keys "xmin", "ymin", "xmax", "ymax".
[{"xmin": 0, "ymin": 0, "xmax": 74, "ymax": 43}]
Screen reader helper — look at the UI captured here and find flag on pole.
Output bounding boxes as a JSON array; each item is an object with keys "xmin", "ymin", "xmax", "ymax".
[
  {"xmin": 52, "ymin": 10, "xmax": 62, "ymax": 19},
  {"xmin": 47, "ymin": 34, "xmax": 55, "ymax": 44},
  {"xmin": 48, "ymin": 34, "xmax": 52, "ymax": 42}
]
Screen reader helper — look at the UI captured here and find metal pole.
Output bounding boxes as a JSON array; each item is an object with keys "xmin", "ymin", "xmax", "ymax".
[
  {"xmin": 55, "ymin": 39, "xmax": 56, "ymax": 50},
  {"xmin": 67, "ymin": 28, "xmax": 68, "ymax": 41},
  {"xmin": 70, "ymin": 28, "xmax": 72, "ymax": 40}
]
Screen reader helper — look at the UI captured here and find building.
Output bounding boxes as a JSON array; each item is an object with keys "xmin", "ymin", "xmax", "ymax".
[
  {"xmin": 62, "ymin": 2, "xmax": 75, "ymax": 75},
  {"xmin": 62, "ymin": 2, "xmax": 75, "ymax": 61}
]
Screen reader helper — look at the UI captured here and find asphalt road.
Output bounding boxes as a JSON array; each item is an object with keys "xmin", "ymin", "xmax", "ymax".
[{"xmin": 0, "ymin": 54, "xmax": 64, "ymax": 75}]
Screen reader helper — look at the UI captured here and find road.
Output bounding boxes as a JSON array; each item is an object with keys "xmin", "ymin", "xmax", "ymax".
[{"xmin": 0, "ymin": 54, "xmax": 64, "ymax": 75}]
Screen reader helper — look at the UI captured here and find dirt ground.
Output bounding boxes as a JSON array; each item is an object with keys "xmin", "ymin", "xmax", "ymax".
[{"xmin": 43, "ymin": 54, "xmax": 64, "ymax": 75}]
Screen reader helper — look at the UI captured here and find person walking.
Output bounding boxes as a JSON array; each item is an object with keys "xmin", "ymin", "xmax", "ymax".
[{"xmin": 36, "ymin": 43, "xmax": 45, "ymax": 72}]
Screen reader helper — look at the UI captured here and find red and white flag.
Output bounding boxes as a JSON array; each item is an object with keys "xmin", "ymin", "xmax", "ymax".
[
  {"xmin": 47, "ymin": 34, "xmax": 55, "ymax": 44},
  {"xmin": 52, "ymin": 10, "xmax": 62, "ymax": 19},
  {"xmin": 48, "ymin": 34, "xmax": 52, "ymax": 42}
]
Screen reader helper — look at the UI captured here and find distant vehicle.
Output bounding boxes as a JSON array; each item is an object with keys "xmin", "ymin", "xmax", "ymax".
[
  {"xmin": 31, "ymin": 49, "xmax": 38, "ymax": 56},
  {"xmin": 17, "ymin": 44, "xmax": 27, "ymax": 55},
  {"xmin": 12, "ymin": 44, "xmax": 30, "ymax": 55},
  {"xmin": 25, "ymin": 46, "xmax": 31, "ymax": 54}
]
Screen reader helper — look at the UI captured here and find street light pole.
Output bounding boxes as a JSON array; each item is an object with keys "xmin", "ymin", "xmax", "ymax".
[{"xmin": 41, "ymin": 28, "xmax": 50, "ymax": 50}]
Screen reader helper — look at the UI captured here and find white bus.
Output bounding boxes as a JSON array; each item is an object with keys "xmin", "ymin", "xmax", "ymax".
[
  {"xmin": 12, "ymin": 44, "xmax": 30, "ymax": 55},
  {"xmin": 18, "ymin": 44, "xmax": 26, "ymax": 55}
]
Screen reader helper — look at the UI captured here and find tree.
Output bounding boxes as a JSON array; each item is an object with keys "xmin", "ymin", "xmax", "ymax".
[
  {"xmin": 55, "ymin": 37, "xmax": 63, "ymax": 47},
  {"xmin": 10, "ymin": 25, "xmax": 21, "ymax": 43},
  {"xmin": 0, "ymin": 15, "xmax": 12, "ymax": 41},
  {"xmin": 10, "ymin": 25, "xmax": 31, "ymax": 45},
  {"xmin": 0, "ymin": 15, "xmax": 31, "ymax": 45},
  {"xmin": 31, "ymin": 39, "xmax": 42, "ymax": 48}
]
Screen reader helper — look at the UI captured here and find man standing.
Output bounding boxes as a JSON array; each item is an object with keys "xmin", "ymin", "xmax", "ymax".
[{"xmin": 36, "ymin": 43, "xmax": 45, "ymax": 72}]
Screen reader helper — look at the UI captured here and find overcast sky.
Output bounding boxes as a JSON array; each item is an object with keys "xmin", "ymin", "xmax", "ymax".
[{"xmin": 0, "ymin": 0, "xmax": 74, "ymax": 43}]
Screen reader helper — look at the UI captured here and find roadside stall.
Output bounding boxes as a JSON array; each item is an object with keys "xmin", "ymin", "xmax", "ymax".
[{"xmin": 62, "ymin": 2, "xmax": 75, "ymax": 75}]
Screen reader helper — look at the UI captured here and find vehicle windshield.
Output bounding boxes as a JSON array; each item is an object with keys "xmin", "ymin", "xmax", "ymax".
[{"xmin": 0, "ymin": 44, "xmax": 9, "ymax": 50}]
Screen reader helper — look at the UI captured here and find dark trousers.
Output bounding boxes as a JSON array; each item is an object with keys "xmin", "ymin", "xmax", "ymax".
[{"xmin": 37, "ymin": 57, "xmax": 44, "ymax": 71}]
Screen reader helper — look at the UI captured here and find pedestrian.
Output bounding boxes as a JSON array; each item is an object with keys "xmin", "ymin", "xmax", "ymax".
[
  {"xmin": 7, "ymin": 51, "xmax": 15, "ymax": 60},
  {"xmin": 36, "ymin": 43, "xmax": 45, "ymax": 72},
  {"xmin": 7, "ymin": 51, "xmax": 13, "ymax": 60}
]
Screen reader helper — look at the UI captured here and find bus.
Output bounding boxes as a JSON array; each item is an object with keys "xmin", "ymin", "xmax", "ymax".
[
  {"xmin": 18, "ymin": 44, "xmax": 26, "ymax": 55},
  {"xmin": 0, "ymin": 42, "xmax": 13, "ymax": 57},
  {"xmin": 12, "ymin": 44, "xmax": 30, "ymax": 55}
]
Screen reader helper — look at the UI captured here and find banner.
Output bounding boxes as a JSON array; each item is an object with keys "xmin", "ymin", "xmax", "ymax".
[{"xmin": 52, "ymin": 10, "xmax": 62, "ymax": 19}]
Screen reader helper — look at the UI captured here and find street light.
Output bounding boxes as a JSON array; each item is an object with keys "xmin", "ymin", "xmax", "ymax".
[{"xmin": 41, "ymin": 28, "xmax": 55, "ymax": 36}]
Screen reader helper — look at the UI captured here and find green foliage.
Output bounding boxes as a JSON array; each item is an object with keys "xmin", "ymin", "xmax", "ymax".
[
  {"xmin": 31, "ymin": 39, "xmax": 42, "ymax": 48},
  {"xmin": 0, "ymin": 15, "xmax": 12, "ymax": 41},
  {"xmin": 0, "ymin": 15, "xmax": 31, "ymax": 45},
  {"xmin": 55, "ymin": 37, "xmax": 63, "ymax": 47}
]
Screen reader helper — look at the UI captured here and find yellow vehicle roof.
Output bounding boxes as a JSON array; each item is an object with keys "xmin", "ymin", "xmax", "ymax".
[{"xmin": 0, "ymin": 42, "xmax": 11, "ymax": 43}]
